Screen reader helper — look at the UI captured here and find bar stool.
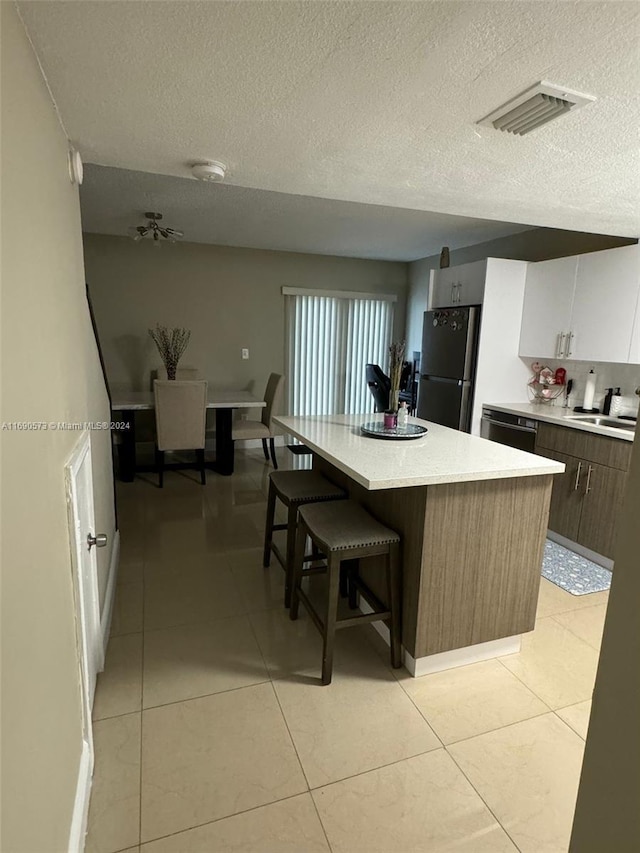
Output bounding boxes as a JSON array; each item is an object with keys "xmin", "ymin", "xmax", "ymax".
[
  {"xmin": 290, "ymin": 499, "xmax": 402, "ymax": 685},
  {"xmin": 263, "ymin": 470, "xmax": 347, "ymax": 607}
]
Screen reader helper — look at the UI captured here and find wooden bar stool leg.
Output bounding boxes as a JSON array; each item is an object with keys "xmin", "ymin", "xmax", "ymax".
[
  {"xmin": 263, "ymin": 481, "xmax": 277, "ymax": 568},
  {"xmin": 322, "ymin": 552, "xmax": 341, "ymax": 685},
  {"xmin": 284, "ymin": 503, "xmax": 298, "ymax": 609},
  {"xmin": 387, "ymin": 541, "xmax": 402, "ymax": 669},
  {"xmin": 347, "ymin": 558, "xmax": 359, "ymax": 610},
  {"xmin": 289, "ymin": 518, "xmax": 308, "ymax": 621},
  {"xmin": 261, "ymin": 438, "xmax": 270, "ymax": 460}
]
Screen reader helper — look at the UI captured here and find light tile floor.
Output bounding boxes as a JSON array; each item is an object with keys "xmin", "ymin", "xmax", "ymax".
[{"xmin": 87, "ymin": 450, "xmax": 608, "ymax": 852}]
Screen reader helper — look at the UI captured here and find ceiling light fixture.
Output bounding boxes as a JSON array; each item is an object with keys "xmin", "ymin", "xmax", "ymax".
[
  {"xmin": 132, "ymin": 212, "xmax": 184, "ymax": 245},
  {"xmin": 477, "ymin": 81, "xmax": 596, "ymax": 136},
  {"xmin": 191, "ymin": 161, "xmax": 226, "ymax": 182}
]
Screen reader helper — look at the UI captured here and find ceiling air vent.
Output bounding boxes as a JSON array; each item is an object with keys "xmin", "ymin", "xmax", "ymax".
[{"xmin": 478, "ymin": 81, "xmax": 595, "ymax": 136}]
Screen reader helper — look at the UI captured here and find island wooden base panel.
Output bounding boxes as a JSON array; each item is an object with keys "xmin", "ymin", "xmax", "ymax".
[
  {"xmin": 362, "ymin": 599, "xmax": 522, "ymax": 677},
  {"xmin": 314, "ymin": 458, "xmax": 553, "ymax": 662}
]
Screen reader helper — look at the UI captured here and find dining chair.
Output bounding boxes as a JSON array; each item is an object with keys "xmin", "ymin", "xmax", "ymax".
[
  {"xmin": 365, "ymin": 364, "xmax": 391, "ymax": 413},
  {"xmin": 232, "ymin": 373, "xmax": 285, "ymax": 468},
  {"xmin": 158, "ymin": 366, "xmax": 200, "ymax": 380},
  {"xmin": 153, "ymin": 380, "xmax": 208, "ymax": 487}
]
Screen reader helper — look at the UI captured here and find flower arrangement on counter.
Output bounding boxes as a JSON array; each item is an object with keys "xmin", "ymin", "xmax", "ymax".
[
  {"xmin": 388, "ymin": 340, "xmax": 406, "ymax": 413},
  {"xmin": 148, "ymin": 324, "xmax": 191, "ymax": 380},
  {"xmin": 527, "ymin": 361, "xmax": 566, "ymax": 403}
]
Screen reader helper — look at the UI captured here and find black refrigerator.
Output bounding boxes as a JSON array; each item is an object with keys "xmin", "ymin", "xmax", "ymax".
[{"xmin": 417, "ymin": 307, "xmax": 480, "ymax": 431}]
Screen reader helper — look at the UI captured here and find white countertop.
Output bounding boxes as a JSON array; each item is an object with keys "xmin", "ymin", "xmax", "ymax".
[
  {"xmin": 483, "ymin": 402, "xmax": 636, "ymax": 442},
  {"xmin": 274, "ymin": 414, "xmax": 563, "ymax": 491}
]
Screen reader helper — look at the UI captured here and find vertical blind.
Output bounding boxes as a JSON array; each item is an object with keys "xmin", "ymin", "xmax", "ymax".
[{"xmin": 285, "ymin": 290, "xmax": 394, "ymax": 416}]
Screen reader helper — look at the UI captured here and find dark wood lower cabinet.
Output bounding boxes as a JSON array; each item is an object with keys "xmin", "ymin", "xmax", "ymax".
[
  {"xmin": 536, "ymin": 448, "xmax": 582, "ymax": 542},
  {"xmin": 536, "ymin": 428, "xmax": 630, "ymax": 560},
  {"xmin": 577, "ymin": 462, "xmax": 627, "ymax": 559}
]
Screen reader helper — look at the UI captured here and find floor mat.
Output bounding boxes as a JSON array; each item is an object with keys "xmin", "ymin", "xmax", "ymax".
[{"xmin": 542, "ymin": 539, "xmax": 612, "ymax": 595}]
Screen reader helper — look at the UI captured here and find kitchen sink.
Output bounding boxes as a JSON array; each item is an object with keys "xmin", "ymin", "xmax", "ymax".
[{"xmin": 568, "ymin": 416, "xmax": 636, "ymax": 430}]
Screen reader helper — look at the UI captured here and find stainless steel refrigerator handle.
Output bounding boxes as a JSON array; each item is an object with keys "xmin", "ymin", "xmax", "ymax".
[
  {"xmin": 481, "ymin": 417, "xmax": 537, "ymax": 434},
  {"xmin": 574, "ymin": 460, "xmax": 583, "ymax": 491}
]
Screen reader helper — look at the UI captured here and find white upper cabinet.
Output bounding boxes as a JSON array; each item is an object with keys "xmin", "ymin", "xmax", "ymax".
[
  {"xmin": 519, "ymin": 245, "xmax": 640, "ymax": 363},
  {"xmin": 629, "ymin": 293, "xmax": 640, "ymax": 364},
  {"xmin": 570, "ymin": 245, "xmax": 640, "ymax": 363},
  {"xmin": 431, "ymin": 260, "xmax": 486, "ymax": 308},
  {"xmin": 519, "ymin": 256, "xmax": 577, "ymax": 358}
]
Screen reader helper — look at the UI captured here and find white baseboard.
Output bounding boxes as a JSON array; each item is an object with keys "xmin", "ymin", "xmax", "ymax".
[
  {"xmin": 67, "ymin": 738, "xmax": 93, "ymax": 853},
  {"xmin": 100, "ymin": 529, "xmax": 120, "ymax": 664},
  {"xmin": 547, "ymin": 530, "xmax": 613, "ymax": 570},
  {"xmin": 404, "ymin": 635, "xmax": 521, "ymax": 677}
]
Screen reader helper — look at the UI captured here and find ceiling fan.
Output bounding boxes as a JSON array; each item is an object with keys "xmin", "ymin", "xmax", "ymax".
[{"xmin": 132, "ymin": 212, "xmax": 184, "ymax": 244}]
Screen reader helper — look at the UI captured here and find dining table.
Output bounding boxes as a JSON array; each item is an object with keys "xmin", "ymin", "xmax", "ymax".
[{"xmin": 111, "ymin": 389, "xmax": 266, "ymax": 481}]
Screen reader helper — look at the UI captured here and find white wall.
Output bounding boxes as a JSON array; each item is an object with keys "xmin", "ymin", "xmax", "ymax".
[
  {"xmin": 0, "ymin": 6, "xmax": 116, "ymax": 849},
  {"xmin": 83, "ymin": 233, "xmax": 408, "ymax": 403}
]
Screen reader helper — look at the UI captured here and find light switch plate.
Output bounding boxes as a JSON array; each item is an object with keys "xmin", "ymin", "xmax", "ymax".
[{"xmin": 241, "ymin": 348, "xmax": 249, "ymax": 360}]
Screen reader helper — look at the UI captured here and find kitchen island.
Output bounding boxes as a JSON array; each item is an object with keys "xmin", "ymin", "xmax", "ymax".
[{"xmin": 274, "ymin": 413, "xmax": 564, "ymax": 676}]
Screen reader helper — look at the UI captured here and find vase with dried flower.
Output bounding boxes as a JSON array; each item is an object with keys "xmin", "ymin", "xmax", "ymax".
[
  {"xmin": 148, "ymin": 324, "xmax": 191, "ymax": 380},
  {"xmin": 385, "ymin": 340, "xmax": 406, "ymax": 427}
]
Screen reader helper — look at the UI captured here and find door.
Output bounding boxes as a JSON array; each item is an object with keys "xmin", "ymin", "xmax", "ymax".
[
  {"xmin": 421, "ymin": 307, "xmax": 479, "ymax": 380},
  {"xmin": 577, "ymin": 461, "xmax": 627, "ymax": 559},
  {"xmin": 417, "ymin": 376, "xmax": 472, "ymax": 430},
  {"xmin": 570, "ymin": 245, "xmax": 640, "ymax": 363},
  {"xmin": 535, "ymin": 447, "xmax": 582, "ymax": 542},
  {"xmin": 65, "ymin": 431, "xmax": 104, "ymax": 719},
  {"xmin": 519, "ymin": 256, "xmax": 577, "ymax": 358}
]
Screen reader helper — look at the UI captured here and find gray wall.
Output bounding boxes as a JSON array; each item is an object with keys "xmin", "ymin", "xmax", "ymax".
[
  {"xmin": 83, "ymin": 234, "xmax": 408, "ymax": 402},
  {"xmin": 570, "ymin": 433, "xmax": 640, "ymax": 850},
  {"xmin": 406, "ymin": 228, "xmax": 636, "ymax": 357},
  {"xmin": 1, "ymin": 5, "xmax": 116, "ymax": 849}
]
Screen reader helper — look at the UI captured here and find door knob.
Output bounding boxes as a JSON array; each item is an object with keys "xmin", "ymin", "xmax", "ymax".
[{"xmin": 87, "ymin": 532, "xmax": 108, "ymax": 550}]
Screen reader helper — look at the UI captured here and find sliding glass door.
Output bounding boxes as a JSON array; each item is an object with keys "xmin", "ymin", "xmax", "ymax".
[{"xmin": 285, "ymin": 290, "xmax": 394, "ymax": 416}]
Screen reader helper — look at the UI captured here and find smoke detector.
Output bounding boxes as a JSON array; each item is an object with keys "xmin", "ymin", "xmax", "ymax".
[
  {"xmin": 191, "ymin": 161, "xmax": 226, "ymax": 182},
  {"xmin": 478, "ymin": 81, "xmax": 596, "ymax": 136}
]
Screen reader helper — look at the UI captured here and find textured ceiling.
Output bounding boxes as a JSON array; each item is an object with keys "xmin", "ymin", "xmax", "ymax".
[
  {"xmin": 80, "ymin": 165, "xmax": 531, "ymax": 260},
  {"xmin": 19, "ymin": 1, "xmax": 640, "ymax": 237}
]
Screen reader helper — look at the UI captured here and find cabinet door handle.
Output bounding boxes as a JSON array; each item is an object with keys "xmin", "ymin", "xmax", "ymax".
[
  {"xmin": 573, "ymin": 460, "xmax": 583, "ymax": 491},
  {"xmin": 451, "ymin": 283, "xmax": 456, "ymax": 303},
  {"xmin": 565, "ymin": 331, "xmax": 574, "ymax": 357},
  {"xmin": 556, "ymin": 332, "xmax": 565, "ymax": 358},
  {"xmin": 585, "ymin": 464, "xmax": 594, "ymax": 494},
  {"xmin": 456, "ymin": 283, "xmax": 462, "ymax": 303}
]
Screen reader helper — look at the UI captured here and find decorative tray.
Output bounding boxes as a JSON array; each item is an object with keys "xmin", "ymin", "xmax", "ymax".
[{"xmin": 360, "ymin": 422, "xmax": 428, "ymax": 440}]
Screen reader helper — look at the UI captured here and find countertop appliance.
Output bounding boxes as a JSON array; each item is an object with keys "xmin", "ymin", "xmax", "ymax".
[
  {"xmin": 481, "ymin": 407, "xmax": 537, "ymax": 453},
  {"xmin": 417, "ymin": 306, "xmax": 480, "ymax": 431}
]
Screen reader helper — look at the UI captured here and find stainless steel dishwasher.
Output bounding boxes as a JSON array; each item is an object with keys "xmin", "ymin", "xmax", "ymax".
[{"xmin": 480, "ymin": 407, "xmax": 537, "ymax": 453}]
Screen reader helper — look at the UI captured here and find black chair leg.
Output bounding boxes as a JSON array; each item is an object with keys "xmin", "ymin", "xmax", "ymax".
[
  {"xmin": 269, "ymin": 437, "xmax": 278, "ymax": 469},
  {"xmin": 197, "ymin": 449, "xmax": 206, "ymax": 485},
  {"xmin": 155, "ymin": 447, "xmax": 164, "ymax": 488},
  {"xmin": 263, "ymin": 481, "xmax": 277, "ymax": 568},
  {"xmin": 261, "ymin": 438, "xmax": 270, "ymax": 460}
]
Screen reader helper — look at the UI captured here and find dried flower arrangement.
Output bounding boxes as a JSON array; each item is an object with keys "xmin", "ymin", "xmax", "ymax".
[
  {"xmin": 388, "ymin": 340, "xmax": 406, "ymax": 412},
  {"xmin": 148, "ymin": 324, "xmax": 191, "ymax": 380}
]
